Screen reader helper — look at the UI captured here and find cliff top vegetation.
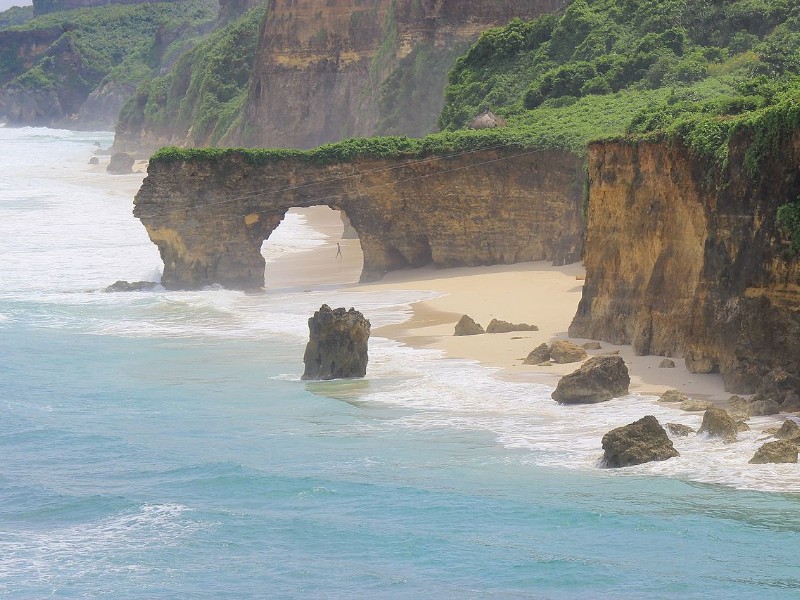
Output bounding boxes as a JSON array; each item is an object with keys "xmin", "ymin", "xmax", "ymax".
[{"xmin": 0, "ymin": 0, "xmax": 217, "ymax": 120}]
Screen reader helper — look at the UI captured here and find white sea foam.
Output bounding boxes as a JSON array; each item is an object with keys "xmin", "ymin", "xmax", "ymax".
[
  {"xmin": 0, "ymin": 503, "xmax": 206, "ymax": 584},
  {"xmin": 262, "ymin": 211, "xmax": 327, "ymax": 263}
]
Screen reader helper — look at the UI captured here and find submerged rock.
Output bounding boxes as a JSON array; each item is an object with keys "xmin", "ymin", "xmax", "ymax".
[
  {"xmin": 523, "ymin": 343, "xmax": 551, "ymax": 365},
  {"xmin": 302, "ymin": 304, "xmax": 370, "ymax": 380},
  {"xmin": 453, "ymin": 314, "xmax": 484, "ymax": 336},
  {"xmin": 552, "ymin": 355, "xmax": 630, "ymax": 404},
  {"xmin": 698, "ymin": 407, "xmax": 738, "ymax": 443},
  {"xmin": 104, "ymin": 280, "xmax": 158, "ymax": 292},
  {"xmin": 749, "ymin": 440, "xmax": 798, "ymax": 464},
  {"xmin": 666, "ymin": 423, "xmax": 695, "ymax": 437},
  {"xmin": 486, "ymin": 319, "xmax": 538, "ymax": 333},
  {"xmin": 549, "ymin": 340, "xmax": 588, "ymax": 364},
  {"xmin": 602, "ymin": 415, "xmax": 679, "ymax": 468}
]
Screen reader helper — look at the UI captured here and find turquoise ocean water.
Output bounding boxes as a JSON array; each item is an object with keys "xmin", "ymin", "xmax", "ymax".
[{"xmin": 1, "ymin": 127, "xmax": 800, "ymax": 598}]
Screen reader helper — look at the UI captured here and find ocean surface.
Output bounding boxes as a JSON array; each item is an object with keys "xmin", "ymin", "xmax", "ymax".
[{"xmin": 1, "ymin": 127, "xmax": 800, "ymax": 599}]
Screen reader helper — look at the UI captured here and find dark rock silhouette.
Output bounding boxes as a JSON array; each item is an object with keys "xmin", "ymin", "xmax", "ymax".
[
  {"xmin": 454, "ymin": 315, "xmax": 485, "ymax": 336},
  {"xmin": 602, "ymin": 415, "xmax": 679, "ymax": 468},
  {"xmin": 302, "ymin": 304, "xmax": 370, "ymax": 380}
]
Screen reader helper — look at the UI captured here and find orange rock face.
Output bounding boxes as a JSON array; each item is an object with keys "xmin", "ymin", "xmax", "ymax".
[
  {"xmin": 571, "ymin": 135, "xmax": 800, "ymax": 394},
  {"xmin": 238, "ymin": 0, "xmax": 566, "ymax": 147}
]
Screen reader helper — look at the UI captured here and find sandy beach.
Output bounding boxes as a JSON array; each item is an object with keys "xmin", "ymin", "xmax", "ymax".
[{"xmin": 271, "ymin": 206, "xmax": 733, "ymax": 405}]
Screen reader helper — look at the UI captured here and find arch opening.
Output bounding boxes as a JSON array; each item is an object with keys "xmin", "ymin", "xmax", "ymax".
[{"xmin": 260, "ymin": 205, "xmax": 364, "ymax": 289}]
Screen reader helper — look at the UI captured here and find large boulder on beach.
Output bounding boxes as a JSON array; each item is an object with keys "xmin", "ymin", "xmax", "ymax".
[
  {"xmin": 681, "ymin": 398, "xmax": 712, "ymax": 412},
  {"xmin": 454, "ymin": 314, "xmax": 484, "ymax": 336},
  {"xmin": 776, "ymin": 419, "xmax": 800, "ymax": 439},
  {"xmin": 302, "ymin": 304, "xmax": 370, "ymax": 380},
  {"xmin": 602, "ymin": 415, "xmax": 679, "ymax": 468},
  {"xmin": 523, "ymin": 343, "xmax": 551, "ymax": 365},
  {"xmin": 749, "ymin": 440, "xmax": 798, "ymax": 464},
  {"xmin": 106, "ymin": 152, "xmax": 135, "ymax": 174},
  {"xmin": 552, "ymin": 355, "xmax": 630, "ymax": 404},
  {"xmin": 549, "ymin": 340, "xmax": 588, "ymax": 364},
  {"xmin": 698, "ymin": 407, "xmax": 738, "ymax": 443},
  {"xmin": 486, "ymin": 319, "xmax": 538, "ymax": 333}
]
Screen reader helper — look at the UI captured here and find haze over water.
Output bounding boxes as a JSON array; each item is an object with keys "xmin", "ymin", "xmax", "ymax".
[{"xmin": 1, "ymin": 127, "xmax": 799, "ymax": 598}]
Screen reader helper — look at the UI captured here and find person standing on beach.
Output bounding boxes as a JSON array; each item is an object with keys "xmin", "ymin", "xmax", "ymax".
[{"xmin": 336, "ymin": 242, "xmax": 343, "ymax": 259}]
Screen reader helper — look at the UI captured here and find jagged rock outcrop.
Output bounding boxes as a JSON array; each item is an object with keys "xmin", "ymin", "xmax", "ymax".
[
  {"xmin": 601, "ymin": 415, "xmax": 679, "ymax": 468},
  {"xmin": 454, "ymin": 315, "xmax": 484, "ymax": 336},
  {"xmin": 485, "ymin": 319, "xmax": 537, "ymax": 334},
  {"xmin": 523, "ymin": 343, "xmax": 550, "ymax": 365},
  {"xmin": 570, "ymin": 131, "xmax": 800, "ymax": 396},
  {"xmin": 551, "ymin": 355, "xmax": 630, "ymax": 404},
  {"xmin": 302, "ymin": 304, "xmax": 370, "ymax": 380},
  {"xmin": 134, "ymin": 148, "xmax": 585, "ymax": 289},
  {"xmin": 236, "ymin": 0, "xmax": 566, "ymax": 148},
  {"xmin": 698, "ymin": 407, "xmax": 738, "ymax": 443},
  {"xmin": 749, "ymin": 440, "xmax": 798, "ymax": 464}
]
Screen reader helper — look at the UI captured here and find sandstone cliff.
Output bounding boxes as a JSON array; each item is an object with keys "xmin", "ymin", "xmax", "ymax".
[
  {"xmin": 133, "ymin": 147, "xmax": 584, "ymax": 289},
  {"xmin": 570, "ymin": 133, "xmax": 800, "ymax": 395},
  {"xmin": 235, "ymin": 0, "xmax": 565, "ymax": 148}
]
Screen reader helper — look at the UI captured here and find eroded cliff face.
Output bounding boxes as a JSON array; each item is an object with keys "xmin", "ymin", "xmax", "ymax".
[
  {"xmin": 571, "ymin": 136, "xmax": 800, "ymax": 394},
  {"xmin": 134, "ymin": 149, "xmax": 584, "ymax": 289},
  {"xmin": 236, "ymin": 0, "xmax": 565, "ymax": 148}
]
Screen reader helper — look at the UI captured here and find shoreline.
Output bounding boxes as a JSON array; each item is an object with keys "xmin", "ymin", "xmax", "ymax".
[{"xmin": 279, "ymin": 206, "xmax": 735, "ymax": 407}]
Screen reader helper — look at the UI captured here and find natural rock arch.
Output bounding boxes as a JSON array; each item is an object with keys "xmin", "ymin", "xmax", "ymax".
[{"xmin": 133, "ymin": 148, "xmax": 586, "ymax": 290}]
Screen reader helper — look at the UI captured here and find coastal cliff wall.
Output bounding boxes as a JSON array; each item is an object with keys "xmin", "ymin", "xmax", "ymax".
[
  {"xmin": 236, "ymin": 0, "xmax": 564, "ymax": 148},
  {"xmin": 134, "ymin": 148, "xmax": 585, "ymax": 289},
  {"xmin": 570, "ymin": 135, "xmax": 800, "ymax": 396}
]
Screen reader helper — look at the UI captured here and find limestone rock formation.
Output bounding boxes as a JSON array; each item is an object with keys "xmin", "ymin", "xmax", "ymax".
[
  {"xmin": 551, "ymin": 355, "xmax": 630, "ymax": 404},
  {"xmin": 749, "ymin": 440, "xmax": 798, "ymax": 464},
  {"xmin": 549, "ymin": 340, "xmax": 588, "ymax": 364},
  {"xmin": 582, "ymin": 342, "xmax": 602, "ymax": 350},
  {"xmin": 107, "ymin": 153, "xmax": 135, "ymax": 175},
  {"xmin": 454, "ymin": 315, "xmax": 484, "ymax": 336},
  {"xmin": 698, "ymin": 407, "xmax": 738, "ymax": 443},
  {"xmin": 666, "ymin": 423, "xmax": 694, "ymax": 437},
  {"xmin": 659, "ymin": 389, "xmax": 688, "ymax": 403},
  {"xmin": 601, "ymin": 415, "xmax": 679, "ymax": 468},
  {"xmin": 486, "ymin": 319, "xmax": 538, "ymax": 334},
  {"xmin": 237, "ymin": 0, "xmax": 566, "ymax": 148},
  {"xmin": 659, "ymin": 359, "xmax": 676, "ymax": 368},
  {"xmin": 523, "ymin": 343, "xmax": 551, "ymax": 365},
  {"xmin": 134, "ymin": 149, "xmax": 585, "ymax": 289},
  {"xmin": 569, "ymin": 133, "xmax": 800, "ymax": 397},
  {"xmin": 301, "ymin": 304, "xmax": 370, "ymax": 380}
]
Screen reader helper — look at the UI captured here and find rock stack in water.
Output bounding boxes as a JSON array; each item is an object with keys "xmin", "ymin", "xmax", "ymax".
[{"xmin": 302, "ymin": 305, "xmax": 370, "ymax": 380}]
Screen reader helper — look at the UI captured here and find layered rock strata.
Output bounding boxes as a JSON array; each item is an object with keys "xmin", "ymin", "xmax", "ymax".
[
  {"xmin": 570, "ymin": 134, "xmax": 800, "ymax": 395},
  {"xmin": 134, "ymin": 148, "xmax": 585, "ymax": 289},
  {"xmin": 237, "ymin": 0, "xmax": 565, "ymax": 148}
]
